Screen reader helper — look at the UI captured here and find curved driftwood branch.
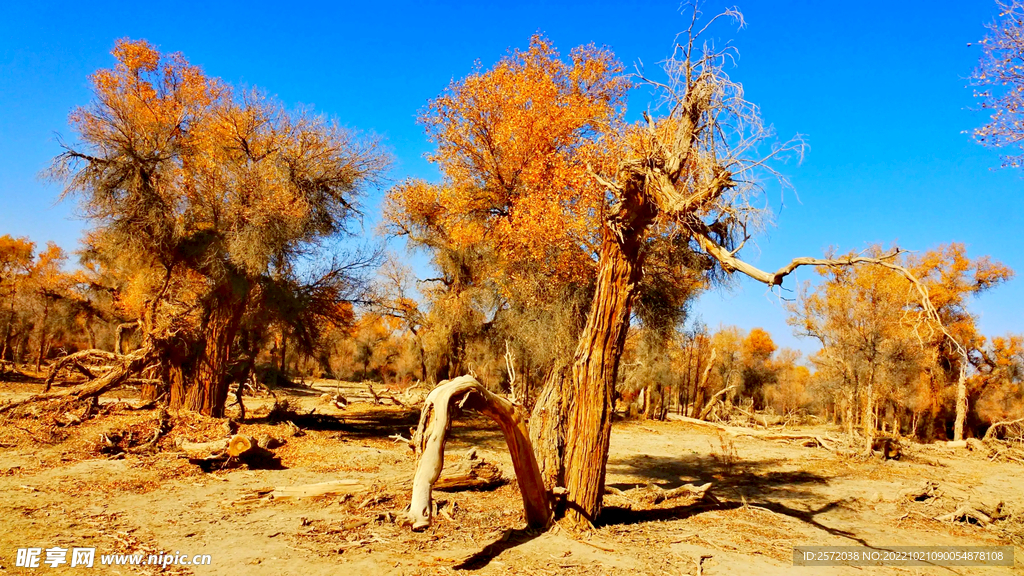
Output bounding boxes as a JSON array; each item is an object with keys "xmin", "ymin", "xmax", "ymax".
[
  {"xmin": 983, "ymin": 417, "xmax": 1024, "ymax": 441},
  {"xmin": 408, "ymin": 375, "xmax": 550, "ymax": 531}
]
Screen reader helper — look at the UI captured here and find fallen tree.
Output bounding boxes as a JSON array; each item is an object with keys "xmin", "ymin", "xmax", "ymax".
[
  {"xmin": 983, "ymin": 417, "xmax": 1024, "ymax": 441},
  {"xmin": 43, "ymin": 349, "xmax": 127, "ymax": 392},
  {"xmin": 666, "ymin": 414, "xmax": 838, "ymax": 451}
]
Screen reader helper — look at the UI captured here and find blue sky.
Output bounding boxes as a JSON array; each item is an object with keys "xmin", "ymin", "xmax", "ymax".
[{"xmin": 1, "ymin": 0, "xmax": 1020, "ymax": 355}]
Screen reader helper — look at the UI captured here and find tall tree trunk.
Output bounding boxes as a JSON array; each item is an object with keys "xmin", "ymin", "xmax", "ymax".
[
  {"xmin": 561, "ymin": 218, "xmax": 650, "ymax": 528},
  {"xmin": 953, "ymin": 360, "xmax": 968, "ymax": 441},
  {"xmin": 529, "ymin": 362, "xmax": 570, "ymax": 496},
  {"xmin": 863, "ymin": 365, "xmax": 875, "ymax": 453},
  {"xmin": 1, "ymin": 285, "xmax": 16, "ymax": 361},
  {"xmin": 35, "ymin": 298, "xmax": 50, "ymax": 373}
]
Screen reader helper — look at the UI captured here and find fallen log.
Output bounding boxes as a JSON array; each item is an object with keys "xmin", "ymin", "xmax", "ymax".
[
  {"xmin": 270, "ymin": 479, "xmax": 367, "ymax": 501},
  {"xmin": 180, "ymin": 434, "xmax": 281, "ymax": 471},
  {"xmin": 1, "ymin": 347, "xmax": 155, "ymax": 416},
  {"xmin": 935, "ymin": 500, "xmax": 1007, "ymax": 526},
  {"xmin": 666, "ymin": 414, "xmax": 837, "ymax": 450},
  {"xmin": 226, "ymin": 434, "xmax": 275, "ymax": 460},
  {"xmin": 433, "ymin": 452, "xmax": 504, "ymax": 491},
  {"xmin": 408, "ymin": 375, "xmax": 549, "ymax": 532},
  {"xmin": 177, "ymin": 437, "xmax": 232, "ymax": 458},
  {"xmin": 607, "ymin": 482, "xmax": 714, "ymax": 506},
  {"xmin": 43, "ymin": 349, "xmax": 125, "ymax": 392}
]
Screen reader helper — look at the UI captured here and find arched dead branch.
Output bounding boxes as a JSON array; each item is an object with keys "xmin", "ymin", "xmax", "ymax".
[
  {"xmin": 984, "ymin": 417, "xmax": 1024, "ymax": 442},
  {"xmin": 408, "ymin": 375, "xmax": 550, "ymax": 531}
]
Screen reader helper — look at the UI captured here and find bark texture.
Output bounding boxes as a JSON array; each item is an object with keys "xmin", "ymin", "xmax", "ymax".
[
  {"xmin": 561, "ymin": 179, "xmax": 656, "ymax": 528},
  {"xmin": 529, "ymin": 363, "xmax": 569, "ymax": 495},
  {"xmin": 178, "ymin": 292, "xmax": 248, "ymax": 417}
]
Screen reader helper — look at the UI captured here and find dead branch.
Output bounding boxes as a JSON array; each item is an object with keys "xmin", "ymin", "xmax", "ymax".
[
  {"xmin": 694, "ymin": 231, "xmax": 977, "ymax": 439},
  {"xmin": 1, "ymin": 347, "xmax": 155, "ymax": 416},
  {"xmin": 131, "ymin": 407, "xmax": 171, "ymax": 453},
  {"xmin": 43, "ymin": 349, "xmax": 126, "ymax": 392},
  {"xmin": 270, "ymin": 479, "xmax": 367, "ymax": 501},
  {"xmin": 666, "ymin": 413, "xmax": 837, "ymax": 450},
  {"xmin": 984, "ymin": 417, "xmax": 1024, "ymax": 441},
  {"xmin": 606, "ymin": 482, "xmax": 713, "ymax": 506},
  {"xmin": 408, "ymin": 375, "xmax": 549, "ymax": 531}
]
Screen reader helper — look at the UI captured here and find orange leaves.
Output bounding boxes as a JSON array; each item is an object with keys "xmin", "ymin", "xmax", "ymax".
[
  {"xmin": 0, "ymin": 235, "xmax": 35, "ymax": 280},
  {"xmin": 387, "ymin": 35, "xmax": 628, "ymax": 303},
  {"xmin": 742, "ymin": 327, "xmax": 776, "ymax": 362},
  {"xmin": 903, "ymin": 243, "xmax": 1014, "ymax": 350},
  {"xmin": 57, "ymin": 39, "xmax": 390, "ymax": 346},
  {"xmin": 111, "ymin": 38, "xmax": 160, "ymax": 73}
]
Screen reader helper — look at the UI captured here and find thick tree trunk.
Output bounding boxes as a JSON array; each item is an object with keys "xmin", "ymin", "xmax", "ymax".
[
  {"xmin": 561, "ymin": 220, "xmax": 650, "ymax": 528},
  {"xmin": 529, "ymin": 363, "xmax": 570, "ymax": 495},
  {"xmin": 178, "ymin": 292, "xmax": 248, "ymax": 417}
]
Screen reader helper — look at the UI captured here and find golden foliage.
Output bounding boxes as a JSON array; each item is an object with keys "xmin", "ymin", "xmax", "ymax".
[{"xmin": 384, "ymin": 35, "xmax": 629, "ymax": 302}]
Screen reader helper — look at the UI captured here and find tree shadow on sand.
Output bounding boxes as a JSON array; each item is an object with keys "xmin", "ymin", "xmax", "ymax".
[
  {"xmin": 449, "ymin": 452, "xmax": 876, "ymax": 571},
  {"xmin": 453, "ymin": 527, "xmax": 546, "ymax": 570},
  {"xmin": 602, "ymin": 452, "xmax": 871, "ymax": 546}
]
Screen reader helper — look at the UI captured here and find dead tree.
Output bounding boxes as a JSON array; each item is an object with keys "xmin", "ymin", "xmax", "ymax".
[
  {"xmin": 525, "ymin": 7, "xmax": 975, "ymax": 527},
  {"xmin": 43, "ymin": 349, "xmax": 125, "ymax": 392}
]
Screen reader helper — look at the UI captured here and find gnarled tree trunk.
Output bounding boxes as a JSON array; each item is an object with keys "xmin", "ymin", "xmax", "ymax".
[
  {"xmin": 529, "ymin": 362, "xmax": 570, "ymax": 496},
  {"xmin": 177, "ymin": 289, "xmax": 248, "ymax": 417},
  {"xmin": 561, "ymin": 186, "xmax": 655, "ymax": 527}
]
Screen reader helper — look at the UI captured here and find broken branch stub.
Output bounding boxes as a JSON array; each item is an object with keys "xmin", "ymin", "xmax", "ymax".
[{"xmin": 408, "ymin": 375, "xmax": 550, "ymax": 531}]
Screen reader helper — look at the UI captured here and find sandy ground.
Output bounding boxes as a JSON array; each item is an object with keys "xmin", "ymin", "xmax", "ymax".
[{"xmin": 0, "ymin": 378, "xmax": 1021, "ymax": 575}]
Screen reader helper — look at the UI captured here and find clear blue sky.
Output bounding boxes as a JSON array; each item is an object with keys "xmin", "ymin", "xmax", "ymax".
[{"xmin": 1, "ymin": 0, "xmax": 1020, "ymax": 355}]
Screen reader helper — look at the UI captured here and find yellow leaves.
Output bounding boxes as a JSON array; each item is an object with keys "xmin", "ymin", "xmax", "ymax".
[
  {"xmin": 111, "ymin": 38, "xmax": 160, "ymax": 74},
  {"xmin": 743, "ymin": 327, "xmax": 776, "ymax": 361},
  {"xmin": 0, "ymin": 235, "xmax": 35, "ymax": 277}
]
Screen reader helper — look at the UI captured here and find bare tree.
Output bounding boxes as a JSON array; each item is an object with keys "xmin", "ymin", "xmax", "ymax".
[{"xmin": 972, "ymin": 0, "xmax": 1024, "ymax": 167}]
